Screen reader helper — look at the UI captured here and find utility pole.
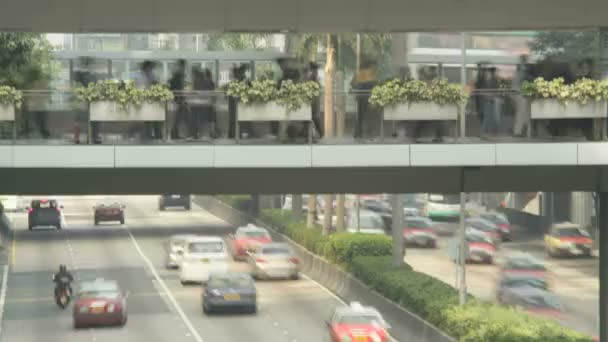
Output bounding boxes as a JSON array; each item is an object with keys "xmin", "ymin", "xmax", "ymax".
[
  {"xmin": 292, "ymin": 195, "xmax": 303, "ymax": 221},
  {"xmin": 458, "ymin": 191, "xmax": 467, "ymax": 305},
  {"xmin": 391, "ymin": 194, "xmax": 404, "ymax": 266},
  {"xmin": 307, "ymin": 195, "xmax": 317, "ymax": 228},
  {"xmin": 322, "ymin": 34, "xmax": 335, "ymax": 236}
]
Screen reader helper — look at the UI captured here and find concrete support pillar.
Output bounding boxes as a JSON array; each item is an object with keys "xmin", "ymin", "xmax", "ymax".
[
  {"xmin": 391, "ymin": 194, "xmax": 404, "ymax": 266},
  {"xmin": 599, "ymin": 192, "xmax": 608, "ymax": 342},
  {"xmin": 292, "ymin": 195, "xmax": 303, "ymax": 221},
  {"xmin": 250, "ymin": 194, "xmax": 260, "ymax": 218}
]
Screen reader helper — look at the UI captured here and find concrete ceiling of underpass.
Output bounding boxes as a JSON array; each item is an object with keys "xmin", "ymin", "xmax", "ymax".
[
  {"xmin": 0, "ymin": 166, "xmax": 606, "ymax": 195},
  {"xmin": 0, "ymin": 0, "xmax": 606, "ymax": 32}
]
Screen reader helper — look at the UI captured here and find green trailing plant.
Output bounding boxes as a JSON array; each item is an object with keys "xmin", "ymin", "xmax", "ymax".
[
  {"xmin": 0, "ymin": 85, "xmax": 22, "ymax": 108},
  {"xmin": 75, "ymin": 80, "xmax": 173, "ymax": 109},
  {"xmin": 369, "ymin": 78, "xmax": 467, "ymax": 108},
  {"xmin": 225, "ymin": 79, "xmax": 320, "ymax": 111},
  {"xmin": 521, "ymin": 77, "xmax": 608, "ymax": 105}
]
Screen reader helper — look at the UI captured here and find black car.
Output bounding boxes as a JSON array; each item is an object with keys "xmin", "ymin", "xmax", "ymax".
[
  {"xmin": 202, "ymin": 272, "xmax": 257, "ymax": 314},
  {"xmin": 159, "ymin": 194, "xmax": 191, "ymax": 210},
  {"xmin": 360, "ymin": 199, "xmax": 393, "ymax": 232},
  {"xmin": 93, "ymin": 202, "xmax": 125, "ymax": 225},
  {"xmin": 28, "ymin": 199, "xmax": 62, "ymax": 230}
]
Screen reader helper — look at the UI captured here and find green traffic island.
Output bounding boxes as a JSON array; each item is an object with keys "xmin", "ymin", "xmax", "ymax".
[{"xmin": 253, "ymin": 207, "xmax": 594, "ymax": 342}]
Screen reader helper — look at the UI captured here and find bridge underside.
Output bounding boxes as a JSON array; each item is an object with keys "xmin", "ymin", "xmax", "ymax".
[{"xmin": 1, "ymin": 166, "xmax": 607, "ymax": 195}]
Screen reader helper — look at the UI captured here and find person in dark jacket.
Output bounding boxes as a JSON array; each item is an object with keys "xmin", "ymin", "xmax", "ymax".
[{"xmin": 169, "ymin": 59, "xmax": 188, "ymax": 139}]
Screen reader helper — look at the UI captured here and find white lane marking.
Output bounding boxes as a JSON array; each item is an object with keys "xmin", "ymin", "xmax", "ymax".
[
  {"xmin": 125, "ymin": 227, "xmax": 204, "ymax": 342},
  {"xmin": 0, "ymin": 265, "xmax": 9, "ymax": 336},
  {"xmin": 61, "ymin": 211, "xmax": 69, "ymax": 229}
]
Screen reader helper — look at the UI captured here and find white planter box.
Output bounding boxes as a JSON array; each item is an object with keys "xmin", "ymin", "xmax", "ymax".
[
  {"xmin": 90, "ymin": 101, "xmax": 166, "ymax": 122},
  {"xmin": 383, "ymin": 102, "xmax": 458, "ymax": 121},
  {"xmin": 238, "ymin": 102, "xmax": 311, "ymax": 121},
  {"xmin": 0, "ymin": 104, "xmax": 15, "ymax": 121},
  {"xmin": 530, "ymin": 99, "xmax": 607, "ymax": 119}
]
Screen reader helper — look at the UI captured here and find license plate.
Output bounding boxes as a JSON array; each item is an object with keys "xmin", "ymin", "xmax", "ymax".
[
  {"xmin": 201, "ymin": 258, "xmax": 209, "ymax": 263},
  {"xmin": 354, "ymin": 336, "xmax": 368, "ymax": 342},
  {"xmin": 91, "ymin": 307, "xmax": 104, "ymax": 314},
  {"xmin": 171, "ymin": 195, "xmax": 181, "ymax": 199},
  {"xmin": 223, "ymin": 293, "xmax": 240, "ymax": 301}
]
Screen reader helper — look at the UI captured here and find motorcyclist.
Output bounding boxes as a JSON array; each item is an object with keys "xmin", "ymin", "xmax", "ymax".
[{"xmin": 53, "ymin": 264, "xmax": 74, "ymax": 297}]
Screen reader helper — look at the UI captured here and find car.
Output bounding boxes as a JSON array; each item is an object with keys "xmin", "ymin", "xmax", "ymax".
[
  {"xmin": 458, "ymin": 228, "xmax": 497, "ymax": 264},
  {"xmin": 465, "ymin": 217, "xmax": 501, "ymax": 245},
  {"xmin": 72, "ymin": 278, "xmax": 128, "ymax": 328},
  {"xmin": 180, "ymin": 236, "xmax": 230, "ymax": 285},
  {"xmin": 248, "ymin": 242, "xmax": 299, "ymax": 280},
  {"xmin": 28, "ymin": 199, "xmax": 62, "ymax": 230},
  {"xmin": 359, "ymin": 198, "xmax": 393, "ymax": 232},
  {"xmin": 325, "ymin": 301, "xmax": 391, "ymax": 342},
  {"xmin": 480, "ymin": 212, "xmax": 512, "ymax": 241},
  {"xmin": 500, "ymin": 253, "xmax": 548, "ymax": 278},
  {"xmin": 93, "ymin": 201, "xmax": 125, "ymax": 225},
  {"xmin": 545, "ymin": 222, "xmax": 594, "ymax": 258},
  {"xmin": 496, "ymin": 273, "xmax": 550, "ymax": 304},
  {"xmin": 423, "ymin": 194, "xmax": 461, "ymax": 222},
  {"xmin": 403, "ymin": 216, "xmax": 438, "ymax": 248},
  {"xmin": 499, "ymin": 285, "xmax": 564, "ymax": 320},
  {"xmin": 403, "ymin": 207, "xmax": 420, "ymax": 217},
  {"xmin": 433, "ymin": 221, "xmax": 457, "ymax": 236},
  {"xmin": 346, "ymin": 210, "xmax": 387, "ymax": 235},
  {"xmin": 228, "ymin": 224, "xmax": 272, "ymax": 261},
  {"xmin": 202, "ymin": 272, "xmax": 257, "ymax": 314},
  {"xmin": 165, "ymin": 234, "xmax": 196, "ymax": 269},
  {"xmin": 159, "ymin": 194, "xmax": 191, "ymax": 210}
]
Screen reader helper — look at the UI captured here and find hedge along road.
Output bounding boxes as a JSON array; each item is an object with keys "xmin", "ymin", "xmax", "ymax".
[
  {"xmin": 405, "ymin": 223, "xmax": 599, "ymax": 337},
  {"xmin": 1, "ymin": 195, "xmax": 356, "ymax": 342}
]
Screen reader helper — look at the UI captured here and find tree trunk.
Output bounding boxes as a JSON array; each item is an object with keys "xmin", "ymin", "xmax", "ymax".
[
  {"xmin": 292, "ymin": 194, "xmax": 303, "ymax": 221},
  {"xmin": 307, "ymin": 195, "xmax": 317, "ymax": 228}
]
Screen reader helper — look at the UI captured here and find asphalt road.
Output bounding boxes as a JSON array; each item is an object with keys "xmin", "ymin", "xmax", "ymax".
[
  {"xmin": 0, "ymin": 196, "xmax": 351, "ymax": 342},
  {"xmin": 405, "ymin": 224, "xmax": 599, "ymax": 338}
]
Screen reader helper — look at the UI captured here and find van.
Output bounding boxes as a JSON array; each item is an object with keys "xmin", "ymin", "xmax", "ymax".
[{"xmin": 179, "ymin": 236, "xmax": 230, "ymax": 285}]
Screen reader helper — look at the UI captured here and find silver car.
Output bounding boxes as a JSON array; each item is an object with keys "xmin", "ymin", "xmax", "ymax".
[
  {"xmin": 248, "ymin": 243, "xmax": 300, "ymax": 280},
  {"xmin": 165, "ymin": 234, "xmax": 195, "ymax": 269}
]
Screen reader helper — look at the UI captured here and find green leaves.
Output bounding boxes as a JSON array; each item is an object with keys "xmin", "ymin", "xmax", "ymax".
[
  {"xmin": 522, "ymin": 77, "xmax": 608, "ymax": 105},
  {"xmin": 225, "ymin": 80, "xmax": 320, "ymax": 111},
  {"xmin": 369, "ymin": 78, "xmax": 467, "ymax": 107},
  {"xmin": 75, "ymin": 80, "xmax": 173, "ymax": 110},
  {"xmin": 0, "ymin": 85, "xmax": 22, "ymax": 108}
]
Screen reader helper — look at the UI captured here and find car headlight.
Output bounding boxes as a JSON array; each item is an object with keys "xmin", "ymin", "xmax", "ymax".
[
  {"xmin": 559, "ymin": 241, "xmax": 574, "ymax": 248},
  {"xmin": 340, "ymin": 335, "xmax": 353, "ymax": 342},
  {"xmin": 79, "ymin": 306, "xmax": 88, "ymax": 313},
  {"xmin": 370, "ymin": 332, "xmax": 382, "ymax": 342},
  {"xmin": 107, "ymin": 304, "xmax": 115, "ymax": 313},
  {"xmin": 210, "ymin": 289, "xmax": 222, "ymax": 297}
]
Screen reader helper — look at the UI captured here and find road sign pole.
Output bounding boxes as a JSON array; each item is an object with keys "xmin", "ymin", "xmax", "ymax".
[{"xmin": 458, "ymin": 192, "xmax": 467, "ymax": 305}]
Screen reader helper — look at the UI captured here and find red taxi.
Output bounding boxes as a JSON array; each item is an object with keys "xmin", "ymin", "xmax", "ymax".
[
  {"xmin": 73, "ymin": 279, "xmax": 128, "ymax": 328},
  {"xmin": 326, "ymin": 302, "xmax": 391, "ymax": 342},
  {"xmin": 465, "ymin": 228, "xmax": 497, "ymax": 264},
  {"xmin": 229, "ymin": 224, "xmax": 272, "ymax": 261}
]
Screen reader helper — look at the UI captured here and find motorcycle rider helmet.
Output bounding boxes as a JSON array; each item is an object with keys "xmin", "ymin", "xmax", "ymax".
[{"xmin": 59, "ymin": 264, "xmax": 67, "ymax": 273}]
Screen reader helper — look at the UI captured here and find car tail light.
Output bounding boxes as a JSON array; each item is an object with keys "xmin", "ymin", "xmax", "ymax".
[
  {"xmin": 255, "ymin": 258, "xmax": 266, "ymax": 263},
  {"xmin": 289, "ymin": 257, "xmax": 299, "ymax": 264},
  {"xmin": 56, "ymin": 208, "xmax": 60, "ymax": 212},
  {"xmin": 28, "ymin": 208, "xmax": 33, "ymax": 213}
]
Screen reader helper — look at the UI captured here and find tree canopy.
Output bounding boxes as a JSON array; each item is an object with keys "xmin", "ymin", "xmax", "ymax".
[
  {"xmin": 0, "ymin": 33, "xmax": 54, "ymax": 88},
  {"xmin": 529, "ymin": 31, "xmax": 598, "ymax": 62}
]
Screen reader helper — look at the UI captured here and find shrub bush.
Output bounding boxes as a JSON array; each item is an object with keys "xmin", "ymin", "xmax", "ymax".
[
  {"xmin": 325, "ymin": 233, "xmax": 392, "ymax": 267},
  {"xmin": 216, "ymin": 195, "xmax": 252, "ymax": 212}
]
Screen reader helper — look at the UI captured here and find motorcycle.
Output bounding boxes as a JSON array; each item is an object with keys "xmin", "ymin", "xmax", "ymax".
[{"xmin": 53, "ymin": 275, "xmax": 72, "ymax": 309}]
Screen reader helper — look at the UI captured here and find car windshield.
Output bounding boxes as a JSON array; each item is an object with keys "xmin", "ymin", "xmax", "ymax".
[
  {"xmin": 261, "ymin": 247, "xmax": 290, "ymax": 255},
  {"xmin": 33, "ymin": 200, "xmax": 57, "ymax": 209},
  {"xmin": 518, "ymin": 293, "xmax": 562, "ymax": 310},
  {"xmin": 351, "ymin": 214, "xmax": 384, "ymax": 229},
  {"xmin": 337, "ymin": 314, "xmax": 382, "ymax": 325},
  {"xmin": 188, "ymin": 241, "xmax": 224, "ymax": 253},
  {"xmin": 237, "ymin": 230, "xmax": 269, "ymax": 239},
  {"xmin": 483, "ymin": 214, "xmax": 509, "ymax": 224},
  {"xmin": 555, "ymin": 227, "xmax": 587, "ymax": 237},
  {"xmin": 406, "ymin": 219, "xmax": 433, "ymax": 229},
  {"xmin": 468, "ymin": 219, "xmax": 497, "ymax": 232},
  {"xmin": 504, "ymin": 258, "xmax": 546, "ymax": 271},
  {"xmin": 79, "ymin": 290, "xmax": 121, "ymax": 300},
  {"xmin": 502, "ymin": 277, "xmax": 548, "ymax": 290},
  {"xmin": 208, "ymin": 274, "xmax": 252, "ymax": 287},
  {"xmin": 466, "ymin": 233, "xmax": 492, "ymax": 244}
]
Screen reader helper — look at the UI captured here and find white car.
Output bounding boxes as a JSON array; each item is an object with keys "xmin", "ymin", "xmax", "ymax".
[
  {"xmin": 248, "ymin": 243, "xmax": 299, "ymax": 280},
  {"xmin": 179, "ymin": 236, "xmax": 230, "ymax": 285},
  {"xmin": 165, "ymin": 234, "xmax": 196, "ymax": 269},
  {"xmin": 346, "ymin": 210, "xmax": 386, "ymax": 235}
]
